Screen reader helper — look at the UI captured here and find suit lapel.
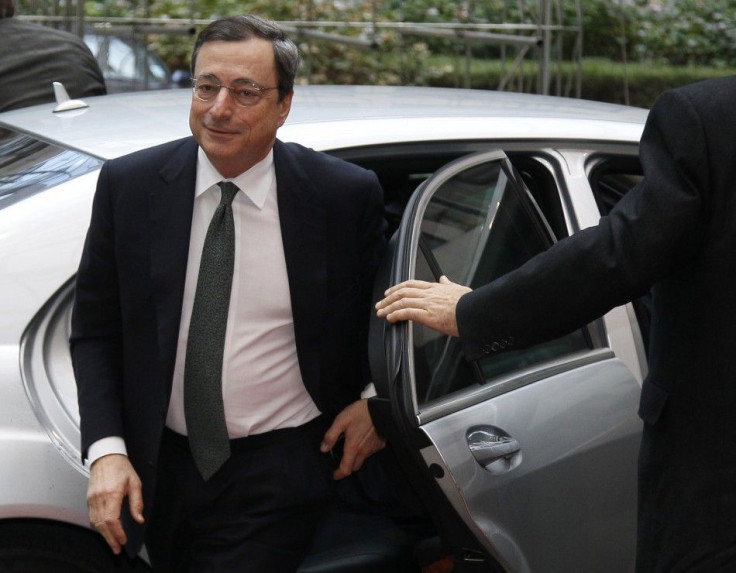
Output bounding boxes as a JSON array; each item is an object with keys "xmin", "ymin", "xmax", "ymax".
[
  {"xmin": 273, "ymin": 140, "xmax": 328, "ymax": 390},
  {"xmin": 149, "ymin": 137, "xmax": 198, "ymax": 389}
]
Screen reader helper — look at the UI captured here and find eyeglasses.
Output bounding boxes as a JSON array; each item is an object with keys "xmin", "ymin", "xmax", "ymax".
[{"xmin": 192, "ymin": 76, "xmax": 279, "ymax": 107}]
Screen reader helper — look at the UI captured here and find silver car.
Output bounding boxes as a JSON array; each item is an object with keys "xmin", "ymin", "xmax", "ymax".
[{"xmin": 0, "ymin": 86, "xmax": 648, "ymax": 572}]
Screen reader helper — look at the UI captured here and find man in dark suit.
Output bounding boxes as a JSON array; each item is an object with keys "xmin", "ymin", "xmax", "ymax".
[
  {"xmin": 71, "ymin": 15, "xmax": 387, "ymax": 572},
  {"xmin": 0, "ymin": 0, "xmax": 106, "ymax": 112},
  {"xmin": 376, "ymin": 75, "xmax": 736, "ymax": 572}
]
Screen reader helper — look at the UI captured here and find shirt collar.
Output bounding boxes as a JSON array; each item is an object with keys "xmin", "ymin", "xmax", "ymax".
[{"xmin": 195, "ymin": 148, "xmax": 275, "ymax": 210}]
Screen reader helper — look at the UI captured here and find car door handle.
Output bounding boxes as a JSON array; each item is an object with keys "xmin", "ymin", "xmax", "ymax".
[{"xmin": 467, "ymin": 426, "xmax": 520, "ymax": 467}]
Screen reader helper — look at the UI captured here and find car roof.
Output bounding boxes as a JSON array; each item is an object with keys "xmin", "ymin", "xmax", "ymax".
[{"xmin": 0, "ymin": 85, "xmax": 648, "ymax": 159}]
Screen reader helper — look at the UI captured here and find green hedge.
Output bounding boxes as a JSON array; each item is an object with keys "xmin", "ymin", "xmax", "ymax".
[
  {"xmin": 421, "ymin": 57, "xmax": 736, "ymax": 109},
  {"xmin": 578, "ymin": 60, "xmax": 736, "ymax": 109}
]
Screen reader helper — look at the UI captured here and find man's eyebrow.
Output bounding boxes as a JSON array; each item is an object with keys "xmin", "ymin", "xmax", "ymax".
[
  {"xmin": 195, "ymin": 73, "xmax": 262, "ymax": 87},
  {"xmin": 230, "ymin": 78, "xmax": 265, "ymax": 87},
  {"xmin": 195, "ymin": 73, "xmax": 220, "ymax": 82}
]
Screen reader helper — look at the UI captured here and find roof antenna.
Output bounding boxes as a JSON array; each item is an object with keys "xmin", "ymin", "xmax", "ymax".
[{"xmin": 52, "ymin": 82, "xmax": 89, "ymax": 113}]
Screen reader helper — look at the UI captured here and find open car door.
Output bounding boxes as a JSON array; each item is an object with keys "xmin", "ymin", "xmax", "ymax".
[{"xmin": 370, "ymin": 150, "xmax": 642, "ymax": 572}]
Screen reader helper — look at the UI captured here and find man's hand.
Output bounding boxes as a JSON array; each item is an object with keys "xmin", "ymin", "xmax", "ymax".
[
  {"xmin": 375, "ymin": 275, "xmax": 472, "ymax": 336},
  {"xmin": 321, "ymin": 399, "xmax": 386, "ymax": 480},
  {"xmin": 87, "ymin": 454, "xmax": 144, "ymax": 554}
]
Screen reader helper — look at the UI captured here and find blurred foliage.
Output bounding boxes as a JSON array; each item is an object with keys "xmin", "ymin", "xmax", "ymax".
[
  {"xmin": 17, "ymin": 0, "xmax": 736, "ymax": 64},
  {"xmin": 426, "ymin": 56, "xmax": 736, "ymax": 108},
  {"xmin": 577, "ymin": 59, "xmax": 736, "ymax": 108},
  {"xmin": 583, "ymin": 0, "xmax": 736, "ymax": 67},
  {"xmin": 582, "ymin": 0, "xmax": 736, "ymax": 68},
  {"xmin": 635, "ymin": 0, "xmax": 736, "ymax": 67},
  {"xmin": 14, "ymin": 0, "xmax": 736, "ymax": 102}
]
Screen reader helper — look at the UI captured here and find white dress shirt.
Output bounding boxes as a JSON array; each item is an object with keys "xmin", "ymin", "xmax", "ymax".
[{"xmin": 87, "ymin": 147, "xmax": 320, "ymax": 464}]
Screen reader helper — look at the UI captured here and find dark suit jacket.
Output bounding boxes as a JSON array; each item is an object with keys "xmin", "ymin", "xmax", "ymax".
[
  {"xmin": 0, "ymin": 18, "xmax": 106, "ymax": 112},
  {"xmin": 70, "ymin": 137, "xmax": 387, "ymax": 555},
  {"xmin": 456, "ymin": 75, "xmax": 736, "ymax": 572}
]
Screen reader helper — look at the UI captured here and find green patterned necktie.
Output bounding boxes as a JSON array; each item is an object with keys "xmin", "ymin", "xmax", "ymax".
[{"xmin": 184, "ymin": 181, "xmax": 238, "ymax": 480}]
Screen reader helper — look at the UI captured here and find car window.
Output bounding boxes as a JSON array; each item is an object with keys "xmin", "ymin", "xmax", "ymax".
[
  {"xmin": 588, "ymin": 155, "xmax": 643, "ymax": 217},
  {"xmin": 0, "ymin": 127, "xmax": 102, "ymax": 210},
  {"xmin": 335, "ymin": 143, "xmax": 570, "ymax": 243},
  {"xmin": 96, "ymin": 36, "xmax": 142, "ymax": 82},
  {"xmin": 587, "ymin": 154, "xmax": 650, "ymax": 353},
  {"xmin": 408, "ymin": 153, "xmax": 589, "ymax": 406},
  {"xmin": 85, "ymin": 34, "xmax": 171, "ymax": 90}
]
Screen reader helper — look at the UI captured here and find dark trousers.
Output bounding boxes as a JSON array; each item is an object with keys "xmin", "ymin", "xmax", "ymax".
[{"xmin": 144, "ymin": 417, "xmax": 334, "ymax": 573}]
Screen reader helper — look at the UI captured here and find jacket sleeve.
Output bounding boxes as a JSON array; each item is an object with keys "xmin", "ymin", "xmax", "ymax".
[
  {"xmin": 69, "ymin": 162, "xmax": 125, "ymax": 459},
  {"xmin": 456, "ymin": 87, "xmax": 711, "ymax": 361}
]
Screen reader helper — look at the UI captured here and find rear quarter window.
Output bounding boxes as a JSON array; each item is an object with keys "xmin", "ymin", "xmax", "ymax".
[{"xmin": 0, "ymin": 127, "xmax": 102, "ymax": 210}]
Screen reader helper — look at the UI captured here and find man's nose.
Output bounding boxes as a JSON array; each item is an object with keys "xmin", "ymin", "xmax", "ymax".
[{"xmin": 209, "ymin": 87, "xmax": 234, "ymax": 116}]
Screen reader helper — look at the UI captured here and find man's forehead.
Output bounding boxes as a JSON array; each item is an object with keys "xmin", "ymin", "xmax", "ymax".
[
  {"xmin": 197, "ymin": 38, "xmax": 274, "ymax": 58},
  {"xmin": 194, "ymin": 39, "xmax": 276, "ymax": 76}
]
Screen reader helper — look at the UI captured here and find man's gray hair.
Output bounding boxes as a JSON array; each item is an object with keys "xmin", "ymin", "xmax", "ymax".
[{"xmin": 190, "ymin": 14, "xmax": 300, "ymax": 101}]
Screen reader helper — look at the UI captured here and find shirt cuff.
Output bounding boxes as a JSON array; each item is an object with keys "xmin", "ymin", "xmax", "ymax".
[
  {"xmin": 86, "ymin": 436, "xmax": 128, "ymax": 468},
  {"xmin": 360, "ymin": 382, "xmax": 377, "ymax": 399}
]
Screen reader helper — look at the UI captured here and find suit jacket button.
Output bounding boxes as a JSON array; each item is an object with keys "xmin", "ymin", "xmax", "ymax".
[
  {"xmin": 491, "ymin": 342, "xmax": 501, "ymax": 352},
  {"xmin": 481, "ymin": 344, "xmax": 492, "ymax": 355}
]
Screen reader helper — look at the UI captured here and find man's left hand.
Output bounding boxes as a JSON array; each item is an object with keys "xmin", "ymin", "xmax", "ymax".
[{"xmin": 321, "ymin": 399, "xmax": 386, "ymax": 480}]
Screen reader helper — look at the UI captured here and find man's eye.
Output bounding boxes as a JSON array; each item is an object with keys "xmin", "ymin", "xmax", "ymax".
[
  {"xmin": 234, "ymin": 88, "xmax": 259, "ymax": 99},
  {"xmin": 198, "ymin": 83, "xmax": 218, "ymax": 93}
]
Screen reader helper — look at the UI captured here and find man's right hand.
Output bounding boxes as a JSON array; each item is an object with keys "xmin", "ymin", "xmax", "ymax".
[
  {"xmin": 375, "ymin": 275, "xmax": 472, "ymax": 336},
  {"xmin": 87, "ymin": 454, "xmax": 144, "ymax": 554}
]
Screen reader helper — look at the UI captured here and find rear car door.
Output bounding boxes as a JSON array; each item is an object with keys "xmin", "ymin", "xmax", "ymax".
[{"xmin": 370, "ymin": 150, "xmax": 642, "ymax": 572}]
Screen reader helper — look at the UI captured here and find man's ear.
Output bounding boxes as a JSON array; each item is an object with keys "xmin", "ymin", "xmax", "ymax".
[{"xmin": 277, "ymin": 90, "xmax": 294, "ymax": 128}]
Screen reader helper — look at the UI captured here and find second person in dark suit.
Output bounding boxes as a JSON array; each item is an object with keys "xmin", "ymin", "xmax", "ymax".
[{"xmin": 0, "ymin": 0, "xmax": 106, "ymax": 112}]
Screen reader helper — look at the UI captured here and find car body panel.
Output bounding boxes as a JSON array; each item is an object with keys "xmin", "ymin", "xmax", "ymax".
[
  {"xmin": 0, "ymin": 341, "xmax": 88, "ymax": 526},
  {"xmin": 419, "ymin": 359, "xmax": 640, "ymax": 572}
]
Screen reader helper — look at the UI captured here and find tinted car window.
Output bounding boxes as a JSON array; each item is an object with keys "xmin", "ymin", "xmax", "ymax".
[
  {"xmin": 410, "ymin": 155, "xmax": 589, "ymax": 405},
  {"xmin": 588, "ymin": 155, "xmax": 650, "ymax": 352},
  {"xmin": 588, "ymin": 155, "xmax": 643, "ymax": 217},
  {"xmin": 84, "ymin": 34, "xmax": 172, "ymax": 92},
  {"xmin": 0, "ymin": 127, "xmax": 102, "ymax": 209}
]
